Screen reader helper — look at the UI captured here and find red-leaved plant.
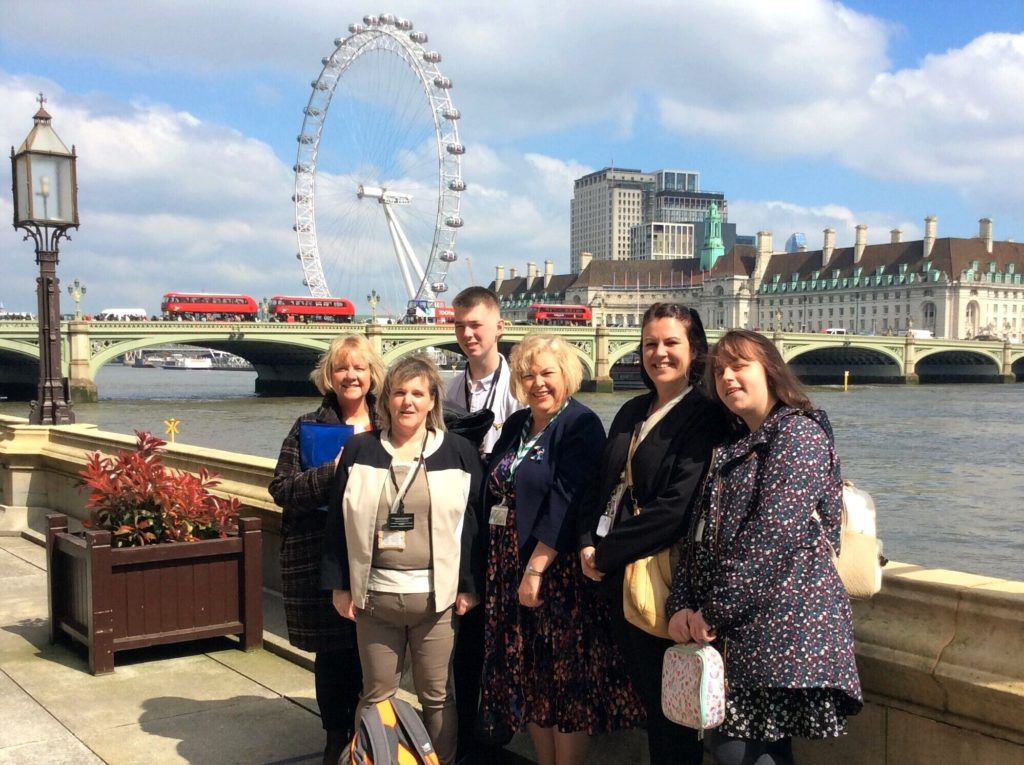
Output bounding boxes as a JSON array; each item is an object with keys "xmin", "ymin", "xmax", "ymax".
[{"xmin": 79, "ymin": 431, "xmax": 241, "ymax": 547}]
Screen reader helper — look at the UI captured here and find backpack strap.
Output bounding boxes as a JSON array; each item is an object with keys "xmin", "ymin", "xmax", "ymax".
[
  {"xmin": 361, "ymin": 702, "xmax": 394, "ymax": 764},
  {"xmin": 390, "ymin": 698, "xmax": 440, "ymax": 765}
]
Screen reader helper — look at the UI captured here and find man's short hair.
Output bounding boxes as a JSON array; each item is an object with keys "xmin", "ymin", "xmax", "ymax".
[{"xmin": 452, "ymin": 286, "xmax": 500, "ymax": 312}]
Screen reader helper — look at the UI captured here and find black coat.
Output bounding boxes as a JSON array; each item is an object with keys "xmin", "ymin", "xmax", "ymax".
[{"xmin": 577, "ymin": 388, "xmax": 729, "ymax": 574}]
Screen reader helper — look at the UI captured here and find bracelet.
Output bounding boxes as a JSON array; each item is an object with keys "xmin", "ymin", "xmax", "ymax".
[{"xmin": 525, "ymin": 564, "xmax": 546, "ymax": 577}]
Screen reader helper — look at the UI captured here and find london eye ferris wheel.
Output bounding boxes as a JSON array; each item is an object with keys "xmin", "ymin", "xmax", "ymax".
[{"xmin": 293, "ymin": 13, "xmax": 464, "ymax": 319}]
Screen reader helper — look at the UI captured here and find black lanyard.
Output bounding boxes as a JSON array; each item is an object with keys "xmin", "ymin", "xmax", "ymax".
[
  {"xmin": 387, "ymin": 431, "xmax": 428, "ymax": 517},
  {"xmin": 464, "ymin": 357, "xmax": 502, "ymax": 413}
]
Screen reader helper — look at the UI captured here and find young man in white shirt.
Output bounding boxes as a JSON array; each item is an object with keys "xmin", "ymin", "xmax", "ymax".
[
  {"xmin": 445, "ymin": 286, "xmax": 523, "ymax": 764},
  {"xmin": 444, "ymin": 286, "xmax": 522, "ymax": 458}
]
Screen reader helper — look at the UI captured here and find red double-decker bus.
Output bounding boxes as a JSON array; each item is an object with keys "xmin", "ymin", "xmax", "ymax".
[
  {"xmin": 268, "ymin": 296, "xmax": 355, "ymax": 323},
  {"xmin": 161, "ymin": 293, "xmax": 258, "ymax": 321},
  {"xmin": 434, "ymin": 302, "xmax": 455, "ymax": 324},
  {"xmin": 528, "ymin": 303, "xmax": 592, "ymax": 326}
]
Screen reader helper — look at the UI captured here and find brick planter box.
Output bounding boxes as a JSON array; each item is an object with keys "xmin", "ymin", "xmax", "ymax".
[{"xmin": 46, "ymin": 513, "xmax": 264, "ymax": 674}]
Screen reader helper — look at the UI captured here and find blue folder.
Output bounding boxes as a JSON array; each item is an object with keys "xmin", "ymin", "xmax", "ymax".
[{"xmin": 298, "ymin": 422, "xmax": 355, "ymax": 470}]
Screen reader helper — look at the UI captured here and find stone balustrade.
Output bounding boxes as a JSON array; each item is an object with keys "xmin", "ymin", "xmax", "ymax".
[{"xmin": 1, "ymin": 414, "xmax": 1022, "ymax": 764}]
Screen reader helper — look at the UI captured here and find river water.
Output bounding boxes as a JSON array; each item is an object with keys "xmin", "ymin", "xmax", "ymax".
[{"xmin": 2, "ymin": 365, "xmax": 1021, "ymax": 581}]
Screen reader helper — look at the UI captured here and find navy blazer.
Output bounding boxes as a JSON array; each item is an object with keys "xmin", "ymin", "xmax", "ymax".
[{"xmin": 483, "ymin": 398, "xmax": 606, "ymax": 557}]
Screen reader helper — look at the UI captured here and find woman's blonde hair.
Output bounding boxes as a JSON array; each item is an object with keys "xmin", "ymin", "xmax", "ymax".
[
  {"xmin": 310, "ymin": 334, "xmax": 386, "ymax": 397},
  {"xmin": 508, "ymin": 334, "xmax": 583, "ymax": 403},
  {"xmin": 376, "ymin": 354, "xmax": 447, "ymax": 433}
]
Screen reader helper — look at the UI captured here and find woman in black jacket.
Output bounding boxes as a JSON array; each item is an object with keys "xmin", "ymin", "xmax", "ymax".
[
  {"xmin": 268, "ymin": 334, "xmax": 384, "ymax": 765},
  {"xmin": 578, "ymin": 304, "xmax": 729, "ymax": 764}
]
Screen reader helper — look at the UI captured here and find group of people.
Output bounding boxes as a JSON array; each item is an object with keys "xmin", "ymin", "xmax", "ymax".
[{"xmin": 269, "ymin": 288, "xmax": 863, "ymax": 765}]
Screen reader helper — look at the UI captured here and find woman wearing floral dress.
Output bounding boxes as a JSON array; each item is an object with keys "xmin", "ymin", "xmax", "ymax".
[
  {"xmin": 667, "ymin": 330, "xmax": 862, "ymax": 765},
  {"xmin": 478, "ymin": 334, "xmax": 643, "ymax": 765}
]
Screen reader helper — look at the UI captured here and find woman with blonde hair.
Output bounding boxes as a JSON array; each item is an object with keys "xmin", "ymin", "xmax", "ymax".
[
  {"xmin": 667, "ymin": 330, "xmax": 862, "ymax": 764},
  {"xmin": 322, "ymin": 354, "xmax": 483, "ymax": 764},
  {"xmin": 478, "ymin": 334, "xmax": 642, "ymax": 765},
  {"xmin": 269, "ymin": 333, "xmax": 385, "ymax": 765}
]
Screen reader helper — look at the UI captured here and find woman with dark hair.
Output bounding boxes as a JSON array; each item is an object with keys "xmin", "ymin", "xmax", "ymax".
[
  {"xmin": 269, "ymin": 334, "xmax": 385, "ymax": 765},
  {"xmin": 578, "ymin": 304, "xmax": 729, "ymax": 764},
  {"xmin": 667, "ymin": 330, "xmax": 862, "ymax": 765}
]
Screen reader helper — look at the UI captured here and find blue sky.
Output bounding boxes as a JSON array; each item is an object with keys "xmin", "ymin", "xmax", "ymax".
[{"xmin": 2, "ymin": 0, "xmax": 1022, "ymax": 317}]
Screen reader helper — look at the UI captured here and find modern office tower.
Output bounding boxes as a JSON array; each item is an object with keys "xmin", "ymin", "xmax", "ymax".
[
  {"xmin": 570, "ymin": 167, "xmax": 732, "ymax": 272},
  {"xmin": 785, "ymin": 232, "xmax": 808, "ymax": 253},
  {"xmin": 570, "ymin": 168, "xmax": 654, "ymax": 273}
]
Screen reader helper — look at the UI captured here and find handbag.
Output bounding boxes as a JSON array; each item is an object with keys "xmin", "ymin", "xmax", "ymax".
[
  {"xmin": 661, "ymin": 642, "xmax": 726, "ymax": 735},
  {"xmin": 828, "ymin": 479, "xmax": 885, "ymax": 599},
  {"xmin": 620, "ymin": 422, "xmax": 673, "ymax": 638},
  {"xmin": 623, "ymin": 540, "xmax": 673, "ymax": 639}
]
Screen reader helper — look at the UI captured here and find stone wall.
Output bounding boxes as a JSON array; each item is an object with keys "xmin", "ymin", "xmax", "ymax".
[{"xmin": 2, "ymin": 415, "xmax": 1022, "ymax": 764}]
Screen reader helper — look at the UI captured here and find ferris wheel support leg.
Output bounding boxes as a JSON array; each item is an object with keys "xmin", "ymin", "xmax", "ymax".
[{"xmin": 383, "ymin": 206, "xmax": 418, "ymax": 301}]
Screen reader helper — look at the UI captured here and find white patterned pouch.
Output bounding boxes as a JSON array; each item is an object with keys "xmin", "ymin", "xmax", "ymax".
[{"xmin": 661, "ymin": 642, "xmax": 726, "ymax": 736}]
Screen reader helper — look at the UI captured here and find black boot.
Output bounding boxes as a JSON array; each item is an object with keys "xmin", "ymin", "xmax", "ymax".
[{"xmin": 323, "ymin": 729, "xmax": 348, "ymax": 765}]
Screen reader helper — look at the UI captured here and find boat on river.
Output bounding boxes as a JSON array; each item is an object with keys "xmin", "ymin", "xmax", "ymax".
[{"xmin": 162, "ymin": 354, "xmax": 214, "ymax": 370}]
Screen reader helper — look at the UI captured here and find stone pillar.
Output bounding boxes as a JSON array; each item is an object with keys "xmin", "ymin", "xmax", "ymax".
[
  {"xmin": 903, "ymin": 335, "xmax": 920, "ymax": 384},
  {"xmin": 1000, "ymin": 339, "xmax": 1017, "ymax": 383},
  {"xmin": 67, "ymin": 320, "xmax": 98, "ymax": 403},
  {"xmin": 365, "ymin": 321, "xmax": 384, "ymax": 357},
  {"xmin": 583, "ymin": 325, "xmax": 614, "ymax": 392}
]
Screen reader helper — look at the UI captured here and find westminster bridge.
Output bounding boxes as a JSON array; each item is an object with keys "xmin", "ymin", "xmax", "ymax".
[{"xmin": 0, "ymin": 320, "xmax": 1022, "ymax": 401}]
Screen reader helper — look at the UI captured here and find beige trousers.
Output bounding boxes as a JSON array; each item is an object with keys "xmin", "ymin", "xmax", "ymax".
[{"xmin": 355, "ymin": 591, "xmax": 458, "ymax": 764}]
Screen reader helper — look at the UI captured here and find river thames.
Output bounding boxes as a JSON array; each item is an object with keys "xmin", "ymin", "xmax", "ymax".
[{"xmin": 3, "ymin": 365, "xmax": 1021, "ymax": 582}]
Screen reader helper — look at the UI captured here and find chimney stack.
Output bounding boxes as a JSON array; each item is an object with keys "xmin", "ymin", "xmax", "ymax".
[
  {"xmin": 527, "ymin": 262, "xmax": 538, "ymax": 281},
  {"xmin": 854, "ymin": 224, "xmax": 867, "ymax": 264},
  {"xmin": 891, "ymin": 228, "xmax": 902, "ymax": 244},
  {"xmin": 495, "ymin": 265, "xmax": 504, "ymax": 292},
  {"xmin": 579, "ymin": 251, "xmax": 593, "ymax": 272},
  {"xmin": 979, "ymin": 217, "xmax": 993, "ymax": 254},
  {"xmin": 822, "ymin": 228, "xmax": 835, "ymax": 268},
  {"xmin": 543, "ymin": 259, "xmax": 554, "ymax": 289},
  {"xmin": 752, "ymin": 230, "xmax": 773, "ymax": 289},
  {"xmin": 924, "ymin": 216, "xmax": 937, "ymax": 258},
  {"xmin": 510, "ymin": 267, "xmax": 518, "ymax": 279}
]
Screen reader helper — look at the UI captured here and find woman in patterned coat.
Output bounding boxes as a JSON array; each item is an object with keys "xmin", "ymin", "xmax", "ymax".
[
  {"xmin": 667, "ymin": 329, "xmax": 862, "ymax": 765},
  {"xmin": 268, "ymin": 334, "xmax": 385, "ymax": 765}
]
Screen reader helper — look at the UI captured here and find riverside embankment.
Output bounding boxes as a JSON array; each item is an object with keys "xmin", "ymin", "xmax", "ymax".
[{"xmin": 2, "ymin": 416, "xmax": 1022, "ymax": 764}]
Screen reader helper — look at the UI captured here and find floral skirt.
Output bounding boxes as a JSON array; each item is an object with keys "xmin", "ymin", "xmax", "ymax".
[
  {"xmin": 478, "ymin": 499, "xmax": 644, "ymax": 737},
  {"xmin": 721, "ymin": 686, "xmax": 863, "ymax": 740}
]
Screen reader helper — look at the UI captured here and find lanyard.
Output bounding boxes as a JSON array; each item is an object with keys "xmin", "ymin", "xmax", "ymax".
[
  {"xmin": 505, "ymin": 399, "xmax": 569, "ymax": 484},
  {"xmin": 386, "ymin": 431, "xmax": 428, "ymax": 516},
  {"xmin": 464, "ymin": 357, "xmax": 502, "ymax": 414}
]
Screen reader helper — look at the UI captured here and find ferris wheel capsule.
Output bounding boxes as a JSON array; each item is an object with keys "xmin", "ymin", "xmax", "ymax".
[
  {"xmin": 442, "ymin": 107, "xmax": 461, "ymax": 120},
  {"xmin": 431, "ymin": 282, "xmax": 449, "ymax": 293},
  {"xmin": 409, "ymin": 31, "xmax": 427, "ymax": 43},
  {"xmin": 448, "ymin": 179, "xmax": 466, "ymax": 192},
  {"xmin": 363, "ymin": 15, "xmax": 379, "ymax": 26},
  {"xmin": 423, "ymin": 51, "xmax": 441, "ymax": 63},
  {"xmin": 345, "ymin": 24, "xmax": 364, "ymax": 35},
  {"xmin": 396, "ymin": 18, "xmax": 413, "ymax": 30},
  {"xmin": 379, "ymin": 13, "xmax": 397, "ymax": 25},
  {"xmin": 446, "ymin": 143, "xmax": 465, "ymax": 155},
  {"xmin": 439, "ymin": 250, "xmax": 457, "ymax": 262},
  {"xmin": 445, "ymin": 216, "xmax": 464, "ymax": 228},
  {"xmin": 433, "ymin": 76, "xmax": 452, "ymax": 89}
]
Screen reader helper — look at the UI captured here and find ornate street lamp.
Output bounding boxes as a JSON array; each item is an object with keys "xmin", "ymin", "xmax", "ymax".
[
  {"xmin": 11, "ymin": 94, "xmax": 79, "ymax": 424},
  {"xmin": 67, "ymin": 278, "xmax": 87, "ymax": 320},
  {"xmin": 367, "ymin": 289, "xmax": 380, "ymax": 323}
]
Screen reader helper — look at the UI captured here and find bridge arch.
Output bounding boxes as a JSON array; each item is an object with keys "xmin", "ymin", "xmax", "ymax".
[
  {"xmin": 88, "ymin": 334, "xmax": 332, "ymax": 372},
  {"xmin": 784, "ymin": 340, "xmax": 905, "ymax": 384},
  {"xmin": 914, "ymin": 347, "xmax": 1003, "ymax": 383}
]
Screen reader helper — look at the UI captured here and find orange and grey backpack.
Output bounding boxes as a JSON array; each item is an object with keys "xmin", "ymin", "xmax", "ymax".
[{"xmin": 340, "ymin": 697, "xmax": 440, "ymax": 765}]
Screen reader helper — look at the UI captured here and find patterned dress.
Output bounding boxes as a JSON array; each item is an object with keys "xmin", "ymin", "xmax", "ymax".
[
  {"xmin": 478, "ymin": 450, "xmax": 644, "ymax": 738},
  {"xmin": 669, "ymin": 406, "xmax": 862, "ymax": 741}
]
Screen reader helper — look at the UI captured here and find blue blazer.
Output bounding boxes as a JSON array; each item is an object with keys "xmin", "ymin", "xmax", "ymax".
[{"xmin": 483, "ymin": 398, "xmax": 606, "ymax": 557}]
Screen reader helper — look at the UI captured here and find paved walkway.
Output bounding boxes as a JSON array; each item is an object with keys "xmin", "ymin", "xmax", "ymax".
[{"xmin": 0, "ymin": 532, "xmax": 646, "ymax": 765}]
